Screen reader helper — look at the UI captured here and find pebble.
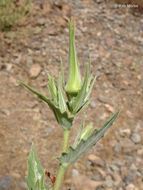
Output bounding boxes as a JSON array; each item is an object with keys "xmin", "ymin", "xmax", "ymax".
[
  {"xmin": 29, "ymin": 64, "xmax": 42, "ymax": 78},
  {"xmin": 71, "ymin": 168, "xmax": 79, "ymax": 177},
  {"xmin": 90, "ymin": 101, "xmax": 96, "ymax": 108},
  {"xmin": 88, "ymin": 154, "xmax": 104, "ymax": 167},
  {"xmin": 19, "ymin": 181, "xmax": 27, "ymax": 189},
  {"xmin": 104, "ymin": 104, "xmax": 114, "ymax": 113},
  {"xmin": 109, "ymin": 164, "xmax": 120, "ymax": 172},
  {"xmin": 0, "ymin": 109, "xmax": 10, "ymax": 116},
  {"xmin": 0, "ymin": 176, "xmax": 14, "ymax": 190},
  {"xmin": 37, "ymin": 18, "xmax": 46, "ymax": 26},
  {"xmin": 113, "ymin": 141, "xmax": 121, "ymax": 153},
  {"xmin": 67, "ymin": 175, "xmax": 103, "ymax": 190},
  {"xmin": 113, "ymin": 173, "xmax": 122, "ymax": 186},
  {"xmin": 137, "ymin": 148, "xmax": 143, "ymax": 155},
  {"xmin": 130, "ymin": 132, "xmax": 141, "ymax": 144},
  {"xmin": 92, "ymin": 171, "xmax": 102, "ymax": 181},
  {"xmin": 119, "ymin": 128, "xmax": 131, "ymax": 137},
  {"xmin": 121, "ymin": 138, "xmax": 135, "ymax": 153},
  {"xmin": 126, "ymin": 183, "xmax": 138, "ymax": 190},
  {"xmin": 104, "ymin": 175, "xmax": 114, "ymax": 188},
  {"xmin": 26, "ymin": 56, "xmax": 33, "ymax": 64}
]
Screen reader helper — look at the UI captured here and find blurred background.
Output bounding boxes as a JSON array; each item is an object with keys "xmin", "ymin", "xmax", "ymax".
[{"xmin": 0, "ymin": 0, "xmax": 143, "ymax": 190}]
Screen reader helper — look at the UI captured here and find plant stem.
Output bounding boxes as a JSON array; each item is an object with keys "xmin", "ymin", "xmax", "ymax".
[
  {"xmin": 62, "ymin": 128, "xmax": 70, "ymax": 152},
  {"xmin": 53, "ymin": 128, "xmax": 70, "ymax": 190},
  {"xmin": 53, "ymin": 164, "xmax": 66, "ymax": 190}
]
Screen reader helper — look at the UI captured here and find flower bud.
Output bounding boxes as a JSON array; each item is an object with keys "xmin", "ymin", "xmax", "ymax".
[{"xmin": 65, "ymin": 21, "xmax": 81, "ymax": 95}]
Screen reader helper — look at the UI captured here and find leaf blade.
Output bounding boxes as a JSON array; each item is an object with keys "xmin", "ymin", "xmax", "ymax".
[
  {"xmin": 58, "ymin": 110, "xmax": 119, "ymax": 167},
  {"xmin": 26, "ymin": 144, "xmax": 51, "ymax": 190}
]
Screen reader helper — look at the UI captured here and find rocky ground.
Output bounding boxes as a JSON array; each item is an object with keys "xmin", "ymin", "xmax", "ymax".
[{"xmin": 0, "ymin": 0, "xmax": 143, "ymax": 190}]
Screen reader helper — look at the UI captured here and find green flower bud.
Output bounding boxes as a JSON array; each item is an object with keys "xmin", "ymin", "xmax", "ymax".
[
  {"xmin": 80, "ymin": 123, "xmax": 93, "ymax": 141},
  {"xmin": 65, "ymin": 21, "xmax": 81, "ymax": 95}
]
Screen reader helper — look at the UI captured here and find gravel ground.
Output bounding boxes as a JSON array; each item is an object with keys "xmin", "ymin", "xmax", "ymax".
[{"xmin": 0, "ymin": 0, "xmax": 143, "ymax": 189}]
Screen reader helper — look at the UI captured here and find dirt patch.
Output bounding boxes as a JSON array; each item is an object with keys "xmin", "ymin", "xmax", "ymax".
[{"xmin": 0, "ymin": 0, "xmax": 143, "ymax": 189}]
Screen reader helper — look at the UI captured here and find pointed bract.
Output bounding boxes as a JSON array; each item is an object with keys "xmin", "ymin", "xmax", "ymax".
[
  {"xmin": 48, "ymin": 75, "xmax": 58, "ymax": 104},
  {"xmin": 58, "ymin": 75, "xmax": 67, "ymax": 113}
]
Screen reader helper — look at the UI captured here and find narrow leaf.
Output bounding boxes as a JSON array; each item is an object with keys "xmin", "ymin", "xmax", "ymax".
[
  {"xmin": 48, "ymin": 75, "xmax": 58, "ymax": 104},
  {"xmin": 73, "ymin": 114, "xmax": 85, "ymax": 148},
  {"xmin": 71, "ymin": 64, "xmax": 89, "ymax": 114},
  {"xmin": 84, "ymin": 76, "xmax": 96, "ymax": 102},
  {"xmin": 58, "ymin": 111, "xmax": 119, "ymax": 167},
  {"xmin": 19, "ymin": 81, "xmax": 52, "ymax": 105},
  {"xmin": 58, "ymin": 75, "xmax": 67, "ymax": 113}
]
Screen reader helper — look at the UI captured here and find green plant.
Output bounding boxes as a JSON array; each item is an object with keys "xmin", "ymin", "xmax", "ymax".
[
  {"xmin": 20, "ymin": 21, "xmax": 119, "ymax": 190},
  {"xmin": 0, "ymin": 0, "xmax": 32, "ymax": 31}
]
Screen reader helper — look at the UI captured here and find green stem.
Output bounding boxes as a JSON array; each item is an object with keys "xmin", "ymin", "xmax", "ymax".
[
  {"xmin": 52, "ymin": 164, "xmax": 66, "ymax": 190},
  {"xmin": 53, "ymin": 128, "xmax": 70, "ymax": 190},
  {"xmin": 62, "ymin": 128, "xmax": 70, "ymax": 152}
]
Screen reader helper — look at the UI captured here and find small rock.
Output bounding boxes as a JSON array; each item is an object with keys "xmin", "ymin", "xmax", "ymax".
[
  {"xmin": 26, "ymin": 56, "xmax": 33, "ymax": 64},
  {"xmin": 104, "ymin": 104, "xmax": 114, "ymax": 113},
  {"xmin": 37, "ymin": 18, "xmax": 46, "ymax": 25},
  {"xmin": 66, "ymin": 175, "xmax": 103, "ymax": 190},
  {"xmin": 123, "ymin": 171, "xmax": 136, "ymax": 184},
  {"xmin": 96, "ymin": 0, "xmax": 104, "ymax": 4},
  {"xmin": 120, "ymin": 129, "xmax": 131, "ymax": 137},
  {"xmin": 113, "ymin": 173, "xmax": 122, "ymax": 186},
  {"xmin": 6, "ymin": 64, "xmax": 13, "ymax": 72},
  {"xmin": 130, "ymin": 132, "xmax": 141, "ymax": 144},
  {"xmin": 90, "ymin": 101, "xmax": 96, "ymax": 108},
  {"xmin": 104, "ymin": 175, "xmax": 114, "ymax": 188},
  {"xmin": 0, "ymin": 176, "xmax": 14, "ymax": 190},
  {"xmin": 130, "ymin": 163, "xmax": 137, "ymax": 171},
  {"xmin": 19, "ymin": 181, "xmax": 27, "ymax": 189},
  {"xmin": 121, "ymin": 138, "xmax": 134, "ymax": 153},
  {"xmin": 92, "ymin": 171, "xmax": 102, "ymax": 181},
  {"xmin": 0, "ymin": 109, "xmax": 10, "ymax": 116},
  {"xmin": 71, "ymin": 169, "xmax": 79, "ymax": 177},
  {"xmin": 96, "ymin": 167, "xmax": 106, "ymax": 178},
  {"xmin": 137, "ymin": 148, "xmax": 143, "ymax": 155},
  {"xmin": 88, "ymin": 154, "xmax": 104, "ymax": 167},
  {"xmin": 126, "ymin": 183, "xmax": 138, "ymax": 190},
  {"xmin": 113, "ymin": 141, "xmax": 121, "ymax": 153},
  {"xmin": 109, "ymin": 164, "xmax": 120, "ymax": 172},
  {"xmin": 29, "ymin": 64, "xmax": 42, "ymax": 78}
]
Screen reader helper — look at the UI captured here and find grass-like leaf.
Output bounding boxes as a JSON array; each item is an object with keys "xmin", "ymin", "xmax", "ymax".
[
  {"xmin": 48, "ymin": 75, "xmax": 58, "ymax": 105},
  {"xmin": 73, "ymin": 114, "xmax": 85, "ymax": 148},
  {"xmin": 58, "ymin": 110, "xmax": 119, "ymax": 167},
  {"xmin": 58, "ymin": 75, "xmax": 67, "ymax": 113}
]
